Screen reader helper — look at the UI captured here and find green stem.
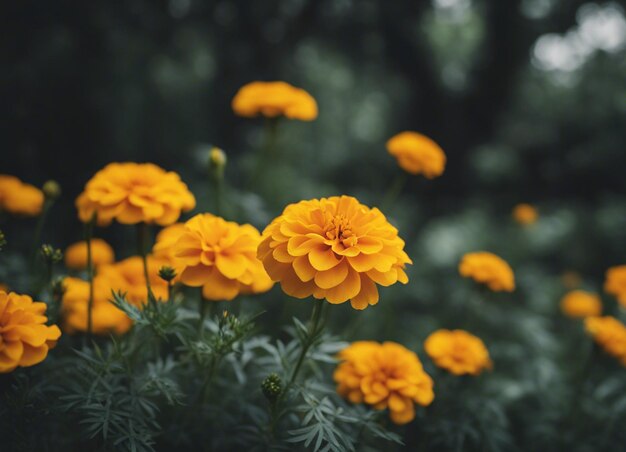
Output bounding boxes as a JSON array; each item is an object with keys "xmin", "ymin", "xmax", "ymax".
[
  {"xmin": 198, "ymin": 293, "xmax": 216, "ymax": 334},
  {"xmin": 85, "ymin": 217, "xmax": 95, "ymax": 339},
  {"xmin": 30, "ymin": 199, "xmax": 53, "ymax": 264},
  {"xmin": 380, "ymin": 172, "xmax": 408, "ymax": 212},
  {"xmin": 289, "ymin": 299, "xmax": 325, "ymax": 385},
  {"xmin": 136, "ymin": 223, "xmax": 154, "ymax": 302},
  {"xmin": 248, "ymin": 117, "xmax": 279, "ymax": 189}
]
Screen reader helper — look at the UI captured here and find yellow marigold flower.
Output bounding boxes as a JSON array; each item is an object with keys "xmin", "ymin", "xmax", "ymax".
[
  {"xmin": 386, "ymin": 132, "xmax": 446, "ymax": 178},
  {"xmin": 98, "ymin": 256, "xmax": 170, "ymax": 304},
  {"xmin": 258, "ymin": 196, "xmax": 412, "ymax": 310},
  {"xmin": 232, "ymin": 81, "xmax": 318, "ymax": 121},
  {"xmin": 0, "ymin": 291, "xmax": 61, "ymax": 373},
  {"xmin": 424, "ymin": 329, "xmax": 492, "ymax": 376},
  {"xmin": 152, "ymin": 222, "xmax": 187, "ymax": 276},
  {"xmin": 604, "ymin": 265, "xmax": 626, "ymax": 308},
  {"xmin": 560, "ymin": 290, "xmax": 602, "ymax": 318},
  {"xmin": 170, "ymin": 214, "xmax": 273, "ymax": 301},
  {"xmin": 459, "ymin": 251, "xmax": 515, "ymax": 292},
  {"xmin": 62, "ymin": 276, "xmax": 132, "ymax": 335},
  {"xmin": 0, "ymin": 175, "xmax": 44, "ymax": 216},
  {"xmin": 76, "ymin": 162, "xmax": 196, "ymax": 226},
  {"xmin": 585, "ymin": 316, "xmax": 626, "ymax": 365},
  {"xmin": 512, "ymin": 203, "xmax": 538, "ymax": 226},
  {"xmin": 64, "ymin": 238, "xmax": 115, "ymax": 270},
  {"xmin": 334, "ymin": 341, "xmax": 434, "ymax": 425}
]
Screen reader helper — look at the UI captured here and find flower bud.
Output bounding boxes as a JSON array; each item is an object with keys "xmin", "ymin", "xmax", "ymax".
[
  {"xmin": 209, "ymin": 147, "xmax": 227, "ymax": 169},
  {"xmin": 40, "ymin": 244, "xmax": 63, "ymax": 264},
  {"xmin": 158, "ymin": 265, "xmax": 177, "ymax": 283},
  {"xmin": 261, "ymin": 373, "xmax": 282, "ymax": 402},
  {"xmin": 42, "ymin": 180, "xmax": 61, "ymax": 201},
  {"xmin": 0, "ymin": 230, "xmax": 5, "ymax": 250}
]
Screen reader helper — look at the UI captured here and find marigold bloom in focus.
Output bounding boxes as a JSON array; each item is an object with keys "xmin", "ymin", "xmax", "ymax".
[
  {"xmin": 459, "ymin": 251, "xmax": 515, "ymax": 292},
  {"xmin": 604, "ymin": 265, "xmax": 626, "ymax": 308},
  {"xmin": 76, "ymin": 163, "xmax": 196, "ymax": 226},
  {"xmin": 62, "ymin": 276, "xmax": 132, "ymax": 334},
  {"xmin": 424, "ymin": 329, "xmax": 492, "ymax": 375},
  {"xmin": 171, "ymin": 214, "xmax": 273, "ymax": 301},
  {"xmin": 98, "ymin": 256, "xmax": 170, "ymax": 304},
  {"xmin": 386, "ymin": 132, "xmax": 446, "ymax": 178},
  {"xmin": 258, "ymin": 196, "xmax": 411, "ymax": 310},
  {"xmin": 560, "ymin": 290, "xmax": 602, "ymax": 318},
  {"xmin": 231, "ymin": 81, "xmax": 318, "ymax": 121},
  {"xmin": 0, "ymin": 175, "xmax": 44, "ymax": 216},
  {"xmin": 512, "ymin": 203, "xmax": 538, "ymax": 226},
  {"xmin": 334, "ymin": 341, "xmax": 434, "ymax": 425},
  {"xmin": 64, "ymin": 238, "xmax": 115, "ymax": 270},
  {"xmin": 0, "ymin": 291, "xmax": 61, "ymax": 372},
  {"xmin": 585, "ymin": 316, "xmax": 626, "ymax": 366}
]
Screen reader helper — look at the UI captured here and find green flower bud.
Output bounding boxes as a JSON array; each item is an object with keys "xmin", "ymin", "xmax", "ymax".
[
  {"xmin": 0, "ymin": 230, "xmax": 6, "ymax": 250},
  {"xmin": 158, "ymin": 265, "xmax": 177, "ymax": 283},
  {"xmin": 262, "ymin": 373, "xmax": 282, "ymax": 402},
  {"xmin": 209, "ymin": 147, "xmax": 227, "ymax": 170},
  {"xmin": 40, "ymin": 244, "xmax": 63, "ymax": 264},
  {"xmin": 42, "ymin": 180, "xmax": 61, "ymax": 200}
]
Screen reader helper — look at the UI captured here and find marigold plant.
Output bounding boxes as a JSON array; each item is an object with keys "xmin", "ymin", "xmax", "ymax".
[
  {"xmin": 512, "ymin": 203, "xmax": 538, "ymax": 226},
  {"xmin": 334, "ymin": 341, "xmax": 434, "ymax": 424},
  {"xmin": 0, "ymin": 175, "xmax": 44, "ymax": 216},
  {"xmin": 604, "ymin": 265, "xmax": 626, "ymax": 308},
  {"xmin": 585, "ymin": 316, "xmax": 626, "ymax": 366},
  {"xmin": 424, "ymin": 329, "xmax": 492, "ymax": 375},
  {"xmin": 560, "ymin": 290, "xmax": 602, "ymax": 318},
  {"xmin": 64, "ymin": 238, "xmax": 115, "ymax": 270},
  {"xmin": 231, "ymin": 81, "xmax": 318, "ymax": 121},
  {"xmin": 170, "ymin": 213, "xmax": 273, "ymax": 301},
  {"xmin": 386, "ymin": 131, "xmax": 446, "ymax": 178},
  {"xmin": 258, "ymin": 195, "xmax": 412, "ymax": 310},
  {"xmin": 459, "ymin": 251, "xmax": 515, "ymax": 292},
  {"xmin": 76, "ymin": 162, "xmax": 196, "ymax": 226},
  {"xmin": 0, "ymin": 291, "xmax": 61, "ymax": 372}
]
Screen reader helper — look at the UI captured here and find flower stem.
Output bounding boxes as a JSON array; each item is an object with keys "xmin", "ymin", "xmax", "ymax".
[
  {"xmin": 136, "ymin": 223, "xmax": 154, "ymax": 302},
  {"xmin": 30, "ymin": 198, "xmax": 53, "ymax": 268},
  {"xmin": 84, "ymin": 217, "xmax": 95, "ymax": 339},
  {"xmin": 248, "ymin": 117, "xmax": 279, "ymax": 189},
  {"xmin": 289, "ymin": 299, "xmax": 325, "ymax": 385},
  {"xmin": 381, "ymin": 172, "xmax": 408, "ymax": 212}
]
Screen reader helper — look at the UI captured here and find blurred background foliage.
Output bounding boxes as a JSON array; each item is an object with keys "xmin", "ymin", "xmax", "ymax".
[{"xmin": 2, "ymin": 1, "xmax": 626, "ymax": 449}]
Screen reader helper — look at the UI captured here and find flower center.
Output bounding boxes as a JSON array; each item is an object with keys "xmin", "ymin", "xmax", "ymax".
[{"xmin": 325, "ymin": 214, "xmax": 357, "ymax": 247}]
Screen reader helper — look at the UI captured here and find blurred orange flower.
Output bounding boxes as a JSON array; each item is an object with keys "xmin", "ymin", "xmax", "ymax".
[
  {"xmin": 76, "ymin": 163, "xmax": 196, "ymax": 226},
  {"xmin": 171, "ymin": 214, "xmax": 273, "ymax": 301},
  {"xmin": 424, "ymin": 329, "xmax": 492, "ymax": 375},
  {"xmin": 585, "ymin": 316, "xmax": 626, "ymax": 365},
  {"xmin": 512, "ymin": 203, "xmax": 538, "ymax": 226},
  {"xmin": 334, "ymin": 341, "xmax": 434, "ymax": 425},
  {"xmin": 0, "ymin": 175, "xmax": 44, "ymax": 216},
  {"xmin": 98, "ymin": 256, "xmax": 170, "ymax": 304},
  {"xmin": 604, "ymin": 265, "xmax": 626, "ymax": 308},
  {"xmin": 0, "ymin": 291, "xmax": 61, "ymax": 373},
  {"xmin": 386, "ymin": 132, "xmax": 446, "ymax": 178},
  {"xmin": 232, "ymin": 81, "xmax": 318, "ymax": 121},
  {"xmin": 65, "ymin": 238, "xmax": 115, "ymax": 270},
  {"xmin": 560, "ymin": 290, "xmax": 602, "ymax": 318},
  {"xmin": 459, "ymin": 251, "xmax": 515, "ymax": 292},
  {"xmin": 258, "ymin": 196, "xmax": 412, "ymax": 310}
]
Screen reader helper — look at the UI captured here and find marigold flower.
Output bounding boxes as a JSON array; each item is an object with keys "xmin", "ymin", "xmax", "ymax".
[
  {"xmin": 76, "ymin": 163, "xmax": 196, "ymax": 226},
  {"xmin": 152, "ymin": 222, "xmax": 187, "ymax": 275},
  {"xmin": 424, "ymin": 329, "xmax": 492, "ymax": 375},
  {"xmin": 232, "ymin": 81, "xmax": 318, "ymax": 121},
  {"xmin": 585, "ymin": 316, "xmax": 626, "ymax": 366},
  {"xmin": 62, "ymin": 276, "xmax": 132, "ymax": 334},
  {"xmin": 512, "ymin": 203, "xmax": 538, "ymax": 226},
  {"xmin": 386, "ymin": 132, "xmax": 446, "ymax": 178},
  {"xmin": 0, "ymin": 291, "xmax": 61, "ymax": 372},
  {"xmin": 560, "ymin": 290, "xmax": 602, "ymax": 318},
  {"xmin": 98, "ymin": 256, "xmax": 170, "ymax": 304},
  {"xmin": 258, "ymin": 196, "xmax": 411, "ymax": 310},
  {"xmin": 170, "ymin": 214, "xmax": 273, "ymax": 301},
  {"xmin": 604, "ymin": 265, "xmax": 626, "ymax": 308},
  {"xmin": 0, "ymin": 175, "xmax": 44, "ymax": 216},
  {"xmin": 334, "ymin": 341, "xmax": 434, "ymax": 425},
  {"xmin": 459, "ymin": 251, "xmax": 515, "ymax": 292},
  {"xmin": 64, "ymin": 238, "xmax": 115, "ymax": 270}
]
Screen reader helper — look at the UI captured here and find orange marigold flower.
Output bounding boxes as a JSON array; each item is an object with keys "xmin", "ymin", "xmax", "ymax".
[
  {"xmin": 62, "ymin": 276, "xmax": 132, "ymax": 335},
  {"xmin": 0, "ymin": 291, "xmax": 61, "ymax": 372},
  {"xmin": 152, "ymin": 222, "xmax": 187, "ymax": 278},
  {"xmin": 334, "ymin": 341, "xmax": 434, "ymax": 425},
  {"xmin": 64, "ymin": 238, "xmax": 115, "ymax": 270},
  {"xmin": 170, "ymin": 214, "xmax": 273, "ymax": 301},
  {"xmin": 585, "ymin": 316, "xmax": 626, "ymax": 366},
  {"xmin": 604, "ymin": 265, "xmax": 626, "ymax": 308},
  {"xmin": 386, "ymin": 132, "xmax": 446, "ymax": 178},
  {"xmin": 76, "ymin": 163, "xmax": 196, "ymax": 226},
  {"xmin": 459, "ymin": 251, "xmax": 515, "ymax": 292},
  {"xmin": 512, "ymin": 203, "xmax": 538, "ymax": 226},
  {"xmin": 560, "ymin": 290, "xmax": 602, "ymax": 318},
  {"xmin": 232, "ymin": 81, "xmax": 318, "ymax": 121},
  {"xmin": 424, "ymin": 329, "xmax": 492, "ymax": 375},
  {"xmin": 258, "ymin": 196, "xmax": 412, "ymax": 310},
  {"xmin": 98, "ymin": 256, "xmax": 170, "ymax": 304},
  {"xmin": 0, "ymin": 175, "xmax": 44, "ymax": 216}
]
